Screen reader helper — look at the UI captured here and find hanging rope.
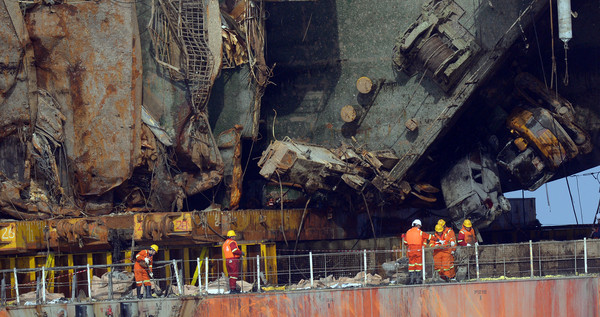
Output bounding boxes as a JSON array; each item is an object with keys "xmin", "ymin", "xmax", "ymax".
[
  {"xmin": 544, "ymin": 183, "xmax": 552, "ymax": 213},
  {"xmin": 275, "ymin": 170, "xmax": 288, "ymax": 247},
  {"xmin": 361, "ymin": 192, "xmax": 377, "ymax": 251},
  {"xmin": 530, "ymin": 9, "xmax": 548, "ymax": 89},
  {"xmin": 575, "ymin": 175, "xmax": 583, "ymax": 223},
  {"xmin": 565, "ymin": 177, "xmax": 579, "ymax": 224},
  {"xmin": 294, "ymin": 197, "xmax": 312, "ymax": 250},
  {"xmin": 549, "ymin": 0, "xmax": 558, "ymax": 91},
  {"xmin": 562, "ymin": 42, "xmax": 569, "ymax": 86}
]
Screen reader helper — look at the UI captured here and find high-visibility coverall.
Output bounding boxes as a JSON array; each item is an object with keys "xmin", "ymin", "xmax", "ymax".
[
  {"xmin": 223, "ymin": 238, "xmax": 243, "ymax": 291},
  {"xmin": 457, "ymin": 226, "xmax": 476, "ymax": 246},
  {"xmin": 134, "ymin": 250, "xmax": 153, "ymax": 287},
  {"xmin": 403, "ymin": 227, "xmax": 432, "ymax": 272},
  {"xmin": 430, "ymin": 228, "xmax": 456, "ymax": 279}
]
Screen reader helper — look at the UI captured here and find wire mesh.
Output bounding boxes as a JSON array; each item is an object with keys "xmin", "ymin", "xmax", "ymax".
[{"xmin": 149, "ymin": 0, "xmax": 214, "ymax": 111}]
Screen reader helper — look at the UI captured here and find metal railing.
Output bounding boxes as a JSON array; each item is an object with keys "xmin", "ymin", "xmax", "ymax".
[{"xmin": 1, "ymin": 238, "xmax": 599, "ymax": 306}]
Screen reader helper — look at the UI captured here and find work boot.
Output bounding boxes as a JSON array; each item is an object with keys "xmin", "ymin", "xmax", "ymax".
[
  {"xmin": 407, "ymin": 272, "xmax": 414, "ymax": 285},
  {"xmin": 144, "ymin": 285, "xmax": 152, "ymax": 298},
  {"xmin": 414, "ymin": 272, "xmax": 422, "ymax": 284},
  {"xmin": 136, "ymin": 286, "xmax": 143, "ymax": 299}
]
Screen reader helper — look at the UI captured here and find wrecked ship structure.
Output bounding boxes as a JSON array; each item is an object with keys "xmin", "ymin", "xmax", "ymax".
[
  {"xmin": 1, "ymin": 0, "xmax": 600, "ymax": 315},
  {"xmin": 1, "ymin": 0, "xmax": 600, "ymax": 312},
  {"xmin": 0, "ymin": 0, "xmax": 599, "ymax": 243}
]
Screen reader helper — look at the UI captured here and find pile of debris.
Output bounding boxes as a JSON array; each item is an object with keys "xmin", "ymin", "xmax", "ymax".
[
  {"xmin": 203, "ymin": 274, "xmax": 253, "ymax": 294},
  {"xmin": 258, "ymin": 139, "xmax": 439, "ymax": 205},
  {"xmin": 381, "ymin": 257, "xmax": 409, "ymax": 284},
  {"xmin": 91, "ymin": 271, "xmax": 134, "ymax": 300},
  {"xmin": 21, "ymin": 291, "xmax": 65, "ymax": 305},
  {"xmin": 284, "ymin": 272, "xmax": 389, "ymax": 291}
]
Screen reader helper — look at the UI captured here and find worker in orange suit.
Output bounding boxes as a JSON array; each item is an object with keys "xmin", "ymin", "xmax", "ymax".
[
  {"xmin": 134, "ymin": 244, "xmax": 158, "ymax": 299},
  {"xmin": 437, "ymin": 219, "xmax": 457, "ymax": 247},
  {"xmin": 430, "ymin": 224, "xmax": 456, "ymax": 282},
  {"xmin": 223, "ymin": 230, "xmax": 244, "ymax": 294},
  {"xmin": 403, "ymin": 219, "xmax": 432, "ymax": 285},
  {"xmin": 457, "ymin": 219, "xmax": 477, "ymax": 246}
]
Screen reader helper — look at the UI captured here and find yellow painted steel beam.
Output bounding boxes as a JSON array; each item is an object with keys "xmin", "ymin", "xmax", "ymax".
[
  {"xmin": 87, "ymin": 253, "xmax": 93, "ymax": 280},
  {"xmin": 124, "ymin": 251, "xmax": 132, "ymax": 272},
  {"xmin": 134, "ymin": 213, "xmax": 193, "ymax": 242},
  {"xmin": 0, "ymin": 207, "xmax": 345, "ymax": 256},
  {"xmin": 260, "ymin": 244, "xmax": 267, "ymax": 281},
  {"xmin": 164, "ymin": 249, "xmax": 171, "ymax": 280},
  {"xmin": 28, "ymin": 256, "xmax": 35, "ymax": 282},
  {"xmin": 265, "ymin": 244, "xmax": 278, "ymax": 285},
  {"xmin": 222, "ymin": 245, "xmax": 227, "ymax": 276},
  {"xmin": 183, "ymin": 248, "xmax": 190, "ymax": 283},
  {"xmin": 9, "ymin": 257, "xmax": 15, "ymax": 298},
  {"xmin": 259, "ymin": 244, "xmax": 278, "ymax": 285},
  {"xmin": 0, "ymin": 221, "xmax": 45, "ymax": 253},
  {"xmin": 191, "ymin": 247, "xmax": 208, "ymax": 286},
  {"xmin": 44, "ymin": 253, "xmax": 55, "ymax": 293},
  {"xmin": 106, "ymin": 252, "xmax": 112, "ymax": 272},
  {"xmin": 133, "ymin": 214, "xmax": 144, "ymax": 240},
  {"xmin": 241, "ymin": 245, "xmax": 247, "ymax": 281},
  {"xmin": 67, "ymin": 254, "xmax": 74, "ymax": 285}
]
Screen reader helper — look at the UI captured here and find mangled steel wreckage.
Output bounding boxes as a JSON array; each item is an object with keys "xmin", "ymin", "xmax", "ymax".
[{"xmin": 0, "ymin": 0, "xmax": 599, "ymax": 243}]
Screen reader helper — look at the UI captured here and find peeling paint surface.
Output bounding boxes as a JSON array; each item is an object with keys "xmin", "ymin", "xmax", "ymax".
[
  {"xmin": 25, "ymin": 1, "xmax": 142, "ymax": 196},
  {"xmin": 1, "ymin": 277, "xmax": 598, "ymax": 316},
  {"xmin": 195, "ymin": 277, "xmax": 599, "ymax": 316},
  {"xmin": 0, "ymin": 0, "xmax": 32, "ymax": 138}
]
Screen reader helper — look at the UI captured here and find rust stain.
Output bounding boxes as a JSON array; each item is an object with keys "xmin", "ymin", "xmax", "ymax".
[
  {"xmin": 67, "ymin": 61, "xmax": 86, "ymax": 118},
  {"xmin": 62, "ymin": 4, "xmax": 79, "ymax": 16},
  {"xmin": 99, "ymin": 84, "xmax": 117, "ymax": 107},
  {"xmin": 22, "ymin": 1, "xmax": 142, "ymax": 197},
  {"xmin": 0, "ymin": 277, "xmax": 597, "ymax": 316},
  {"xmin": 191, "ymin": 277, "xmax": 599, "ymax": 317}
]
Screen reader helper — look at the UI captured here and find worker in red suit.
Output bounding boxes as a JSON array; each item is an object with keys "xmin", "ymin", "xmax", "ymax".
[
  {"xmin": 591, "ymin": 226, "xmax": 600, "ymax": 239},
  {"xmin": 430, "ymin": 223, "xmax": 456, "ymax": 282},
  {"xmin": 403, "ymin": 219, "xmax": 432, "ymax": 285},
  {"xmin": 134, "ymin": 244, "xmax": 158, "ymax": 299},
  {"xmin": 591, "ymin": 215, "xmax": 600, "ymax": 239},
  {"xmin": 457, "ymin": 219, "xmax": 477, "ymax": 246},
  {"xmin": 223, "ymin": 230, "xmax": 244, "ymax": 294}
]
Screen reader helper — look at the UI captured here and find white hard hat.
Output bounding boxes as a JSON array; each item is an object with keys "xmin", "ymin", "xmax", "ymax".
[{"xmin": 412, "ymin": 219, "xmax": 422, "ymax": 227}]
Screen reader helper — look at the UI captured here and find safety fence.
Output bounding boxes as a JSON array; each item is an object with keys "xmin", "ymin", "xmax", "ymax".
[{"xmin": 1, "ymin": 238, "xmax": 600, "ymax": 305}]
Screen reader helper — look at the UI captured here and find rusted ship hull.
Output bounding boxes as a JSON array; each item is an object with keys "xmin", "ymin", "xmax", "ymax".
[
  {"xmin": 1, "ymin": 276, "xmax": 597, "ymax": 317},
  {"xmin": 3, "ymin": 0, "xmax": 600, "ymax": 232}
]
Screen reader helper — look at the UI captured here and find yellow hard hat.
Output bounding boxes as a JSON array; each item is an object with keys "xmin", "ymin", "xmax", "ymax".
[
  {"xmin": 435, "ymin": 224, "xmax": 444, "ymax": 233},
  {"xmin": 463, "ymin": 219, "xmax": 472, "ymax": 228},
  {"xmin": 437, "ymin": 219, "xmax": 446, "ymax": 227},
  {"xmin": 150, "ymin": 244, "xmax": 159, "ymax": 252},
  {"xmin": 227, "ymin": 230, "xmax": 236, "ymax": 237}
]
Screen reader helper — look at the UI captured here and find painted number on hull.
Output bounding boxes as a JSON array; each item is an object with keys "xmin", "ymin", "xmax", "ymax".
[
  {"xmin": 474, "ymin": 289, "xmax": 487, "ymax": 300},
  {"xmin": 1, "ymin": 225, "xmax": 15, "ymax": 241},
  {"xmin": 174, "ymin": 219, "xmax": 190, "ymax": 232}
]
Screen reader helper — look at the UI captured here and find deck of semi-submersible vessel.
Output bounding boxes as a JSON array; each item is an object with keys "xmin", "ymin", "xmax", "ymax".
[{"xmin": 1, "ymin": 0, "xmax": 600, "ymax": 315}]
